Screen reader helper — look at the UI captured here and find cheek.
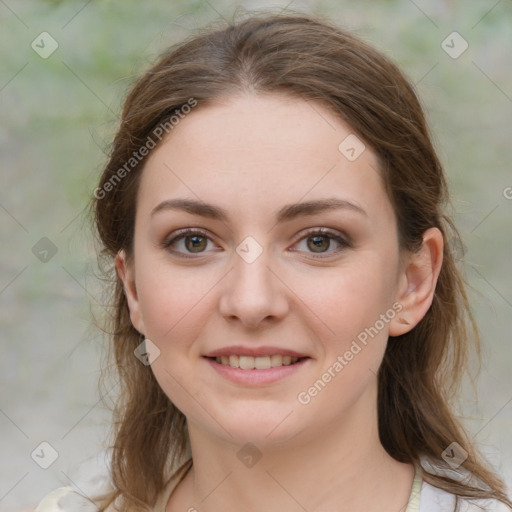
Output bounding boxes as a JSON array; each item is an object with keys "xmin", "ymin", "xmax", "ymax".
[
  {"xmin": 135, "ymin": 257, "xmax": 217, "ymax": 348},
  {"xmin": 293, "ymin": 263, "xmax": 393, "ymax": 421},
  {"xmin": 135, "ymin": 262, "xmax": 217, "ymax": 416},
  {"xmin": 295, "ymin": 255, "xmax": 397, "ymax": 344}
]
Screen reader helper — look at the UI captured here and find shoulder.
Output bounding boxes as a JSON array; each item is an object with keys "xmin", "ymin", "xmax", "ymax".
[
  {"xmin": 35, "ymin": 486, "xmax": 107, "ymax": 511},
  {"xmin": 35, "ymin": 450, "xmax": 193, "ymax": 512},
  {"xmin": 35, "ymin": 487, "xmax": 74, "ymax": 512},
  {"xmin": 35, "ymin": 452, "xmax": 114, "ymax": 512},
  {"xmin": 420, "ymin": 480, "xmax": 512, "ymax": 512}
]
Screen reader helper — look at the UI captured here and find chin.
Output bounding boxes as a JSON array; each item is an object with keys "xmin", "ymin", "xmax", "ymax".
[{"xmin": 209, "ymin": 400, "xmax": 303, "ymax": 448}]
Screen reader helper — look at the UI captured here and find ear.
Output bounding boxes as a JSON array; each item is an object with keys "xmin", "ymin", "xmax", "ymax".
[
  {"xmin": 389, "ymin": 227, "xmax": 443, "ymax": 337},
  {"xmin": 115, "ymin": 250, "xmax": 146, "ymax": 335}
]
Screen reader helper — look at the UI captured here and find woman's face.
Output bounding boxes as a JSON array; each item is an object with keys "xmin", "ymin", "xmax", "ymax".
[{"xmin": 118, "ymin": 93, "xmax": 407, "ymax": 447}]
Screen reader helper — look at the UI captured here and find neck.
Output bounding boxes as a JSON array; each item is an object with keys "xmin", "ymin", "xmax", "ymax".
[{"xmin": 169, "ymin": 393, "xmax": 415, "ymax": 511}]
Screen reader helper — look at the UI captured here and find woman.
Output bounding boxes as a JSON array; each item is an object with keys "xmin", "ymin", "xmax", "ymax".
[{"xmin": 36, "ymin": 11, "xmax": 511, "ymax": 512}]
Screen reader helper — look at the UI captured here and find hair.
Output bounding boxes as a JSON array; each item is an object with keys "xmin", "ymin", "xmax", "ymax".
[{"xmin": 91, "ymin": 10, "xmax": 511, "ymax": 511}]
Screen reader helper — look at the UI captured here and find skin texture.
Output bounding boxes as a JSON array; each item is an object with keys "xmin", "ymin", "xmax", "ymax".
[{"xmin": 116, "ymin": 93, "xmax": 443, "ymax": 512}]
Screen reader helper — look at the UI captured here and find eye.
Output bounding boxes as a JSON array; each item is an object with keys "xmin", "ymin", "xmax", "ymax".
[
  {"xmin": 291, "ymin": 228, "xmax": 349, "ymax": 257},
  {"xmin": 162, "ymin": 228, "xmax": 219, "ymax": 257},
  {"xmin": 162, "ymin": 227, "xmax": 349, "ymax": 259}
]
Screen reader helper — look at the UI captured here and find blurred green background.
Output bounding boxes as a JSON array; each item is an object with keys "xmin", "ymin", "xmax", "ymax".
[{"xmin": 1, "ymin": 0, "xmax": 511, "ymax": 509}]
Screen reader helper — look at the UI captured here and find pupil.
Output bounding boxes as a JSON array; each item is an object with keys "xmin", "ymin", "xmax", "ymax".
[
  {"xmin": 186, "ymin": 236, "xmax": 206, "ymax": 252},
  {"xmin": 308, "ymin": 235, "xmax": 329, "ymax": 252}
]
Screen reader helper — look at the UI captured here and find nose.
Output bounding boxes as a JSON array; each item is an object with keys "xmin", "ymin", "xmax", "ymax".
[{"xmin": 218, "ymin": 249, "xmax": 289, "ymax": 329}]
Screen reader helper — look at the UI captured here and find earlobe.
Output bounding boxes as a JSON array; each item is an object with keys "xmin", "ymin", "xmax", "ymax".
[
  {"xmin": 389, "ymin": 227, "xmax": 443, "ymax": 337},
  {"xmin": 115, "ymin": 250, "xmax": 146, "ymax": 334}
]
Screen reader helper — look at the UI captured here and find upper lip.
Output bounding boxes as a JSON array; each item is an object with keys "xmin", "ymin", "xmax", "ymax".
[{"xmin": 203, "ymin": 345, "xmax": 309, "ymax": 358}]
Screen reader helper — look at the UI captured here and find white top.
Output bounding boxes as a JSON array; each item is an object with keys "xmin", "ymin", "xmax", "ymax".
[{"xmin": 35, "ymin": 459, "xmax": 511, "ymax": 512}]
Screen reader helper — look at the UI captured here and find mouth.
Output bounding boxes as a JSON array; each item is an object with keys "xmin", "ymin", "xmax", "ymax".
[
  {"xmin": 208, "ymin": 354, "xmax": 306, "ymax": 370},
  {"xmin": 203, "ymin": 346, "xmax": 310, "ymax": 385},
  {"xmin": 203, "ymin": 348, "xmax": 310, "ymax": 386}
]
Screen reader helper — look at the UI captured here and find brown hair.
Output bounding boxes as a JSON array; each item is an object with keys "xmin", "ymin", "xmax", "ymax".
[{"xmin": 92, "ymin": 11, "xmax": 511, "ymax": 511}]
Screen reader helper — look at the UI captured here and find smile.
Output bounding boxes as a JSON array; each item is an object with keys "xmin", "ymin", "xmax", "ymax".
[
  {"xmin": 205, "ymin": 354, "xmax": 309, "ymax": 386},
  {"xmin": 214, "ymin": 355, "xmax": 301, "ymax": 370}
]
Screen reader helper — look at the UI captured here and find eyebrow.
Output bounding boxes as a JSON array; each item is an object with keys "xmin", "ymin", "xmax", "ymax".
[{"xmin": 150, "ymin": 197, "xmax": 367, "ymax": 222}]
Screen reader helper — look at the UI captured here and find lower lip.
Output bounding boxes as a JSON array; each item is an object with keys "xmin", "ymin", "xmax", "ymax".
[{"xmin": 204, "ymin": 357, "xmax": 309, "ymax": 386}]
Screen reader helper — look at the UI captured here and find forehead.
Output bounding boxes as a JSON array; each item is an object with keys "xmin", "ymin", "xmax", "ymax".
[{"xmin": 138, "ymin": 93, "xmax": 393, "ymax": 226}]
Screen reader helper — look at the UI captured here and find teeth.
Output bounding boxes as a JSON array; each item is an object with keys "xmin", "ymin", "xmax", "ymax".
[
  {"xmin": 239, "ymin": 355, "xmax": 254, "ymax": 370},
  {"xmin": 214, "ymin": 355, "xmax": 300, "ymax": 370},
  {"xmin": 270, "ymin": 355, "xmax": 282, "ymax": 367},
  {"xmin": 255, "ymin": 356, "xmax": 271, "ymax": 370}
]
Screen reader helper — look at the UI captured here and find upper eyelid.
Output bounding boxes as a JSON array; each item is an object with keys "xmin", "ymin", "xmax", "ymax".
[
  {"xmin": 162, "ymin": 229, "xmax": 219, "ymax": 259},
  {"xmin": 164, "ymin": 226, "xmax": 345, "ymax": 241},
  {"xmin": 163, "ymin": 228, "xmax": 216, "ymax": 246},
  {"xmin": 293, "ymin": 227, "xmax": 349, "ymax": 243},
  {"xmin": 291, "ymin": 228, "xmax": 349, "ymax": 252},
  {"xmin": 164, "ymin": 227, "xmax": 348, "ymax": 254}
]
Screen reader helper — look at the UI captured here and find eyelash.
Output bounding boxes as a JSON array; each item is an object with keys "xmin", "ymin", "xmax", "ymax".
[{"xmin": 162, "ymin": 227, "xmax": 350, "ymax": 260}]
